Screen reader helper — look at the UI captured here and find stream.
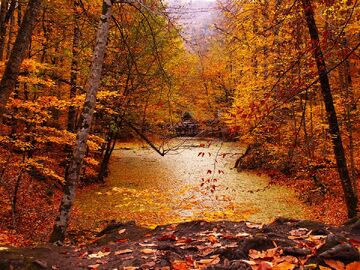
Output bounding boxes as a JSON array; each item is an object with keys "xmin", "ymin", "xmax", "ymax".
[{"xmin": 73, "ymin": 138, "xmax": 311, "ymax": 231}]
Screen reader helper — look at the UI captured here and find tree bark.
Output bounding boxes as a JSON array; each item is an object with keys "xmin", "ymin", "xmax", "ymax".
[
  {"xmin": 0, "ymin": 0, "xmax": 41, "ymax": 115},
  {"xmin": 97, "ymin": 130, "xmax": 117, "ymax": 182},
  {"xmin": 301, "ymin": 0, "xmax": 358, "ymax": 218},
  {"xmin": 340, "ymin": 35, "xmax": 357, "ymax": 200},
  {"xmin": 5, "ymin": 3, "xmax": 14, "ymax": 59},
  {"xmin": 0, "ymin": 0, "xmax": 9, "ymax": 60},
  {"xmin": 67, "ymin": 0, "xmax": 81, "ymax": 133},
  {"xmin": 0, "ymin": 0, "xmax": 16, "ymax": 60},
  {"xmin": 49, "ymin": 0, "xmax": 113, "ymax": 243}
]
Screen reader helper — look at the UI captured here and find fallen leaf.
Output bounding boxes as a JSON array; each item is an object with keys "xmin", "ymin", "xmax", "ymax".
[
  {"xmin": 172, "ymin": 260, "xmax": 188, "ymax": 270},
  {"xmin": 177, "ymin": 237, "xmax": 194, "ymax": 244},
  {"xmin": 140, "ymin": 248, "xmax": 157, "ymax": 254},
  {"xmin": 246, "ymin": 222, "xmax": 263, "ymax": 229},
  {"xmin": 141, "ymin": 261, "xmax": 156, "ymax": 268},
  {"xmin": 324, "ymin": 260, "xmax": 345, "ymax": 270},
  {"xmin": 116, "ymin": 239, "xmax": 128, "ymax": 243},
  {"xmin": 185, "ymin": 256, "xmax": 195, "ymax": 266},
  {"xmin": 236, "ymin": 232, "xmax": 251, "ymax": 237},
  {"xmin": 158, "ymin": 233, "xmax": 177, "ymax": 241},
  {"xmin": 240, "ymin": 260, "xmax": 257, "ymax": 266},
  {"xmin": 225, "ymin": 242, "xmax": 238, "ymax": 248},
  {"xmin": 118, "ymin": 229, "xmax": 126, "ymax": 234},
  {"xmin": 95, "ymin": 259, "xmax": 106, "ymax": 265},
  {"xmin": 258, "ymin": 261, "xmax": 273, "ymax": 270},
  {"xmin": 198, "ymin": 246, "xmax": 214, "ymax": 256},
  {"xmin": 198, "ymin": 255, "xmax": 221, "ymax": 267},
  {"xmin": 279, "ymin": 256, "xmax": 298, "ymax": 264},
  {"xmin": 208, "ymin": 235, "xmax": 218, "ymax": 244},
  {"xmin": 88, "ymin": 264, "xmax": 100, "ymax": 270},
  {"xmin": 114, "ymin": 249, "xmax": 132, "ymax": 255},
  {"xmin": 346, "ymin": 262, "xmax": 360, "ymax": 270},
  {"xmin": 80, "ymin": 251, "xmax": 89, "ymax": 258},
  {"xmin": 249, "ymin": 248, "xmax": 278, "ymax": 260},
  {"xmin": 139, "ymin": 242, "xmax": 157, "ymax": 247},
  {"xmin": 123, "ymin": 267, "xmax": 138, "ymax": 270},
  {"xmin": 319, "ymin": 266, "xmax": 332, "ymax": 270},
  {"xmin": 89, "ymin": 236, "xmax": 105, "ymax": 244},
  {"xmin": 273, "ymin": 261, "xmax": 295, "ymax": 270},
  {"xmin": 212, "ymin": 243, "xmax": 222, "ymax": 248},
  {"xmin": 88, "ymin": 251, "xmax": 110, "ymax": 259}
]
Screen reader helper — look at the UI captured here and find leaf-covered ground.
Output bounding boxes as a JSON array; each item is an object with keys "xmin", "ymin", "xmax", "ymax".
[{"xmin": 1, "ymin": 218, "xmax": 359, "ymax": 270}]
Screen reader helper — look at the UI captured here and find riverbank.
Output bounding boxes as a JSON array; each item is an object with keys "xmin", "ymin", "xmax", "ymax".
[
  {"xmin": 255, "ymin": 168, "xmax": 360, "ymax": 226},
  {"xmin": 1, "ymin": 218, "xmax": 359, "ymax": 269}
]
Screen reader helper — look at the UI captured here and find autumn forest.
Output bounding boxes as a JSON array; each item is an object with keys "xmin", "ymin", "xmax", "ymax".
[{"xmin": 0, "ymin": 0, "xmax": 360, "ymax": 269}]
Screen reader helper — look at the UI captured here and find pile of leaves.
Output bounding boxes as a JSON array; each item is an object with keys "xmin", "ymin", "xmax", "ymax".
[{"xmin": 0, "ymin": 218, "xmax": 359, "ymax": 270}]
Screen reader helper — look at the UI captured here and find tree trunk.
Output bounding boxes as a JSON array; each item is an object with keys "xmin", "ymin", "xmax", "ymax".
[
  {"xmin": 0, "ymin": 0, "xmax": 8, "ymax": 60},
  {"xmin": 340, "ymin": 35, "xmax": 357, "ymax": 200},
  {"xmin": 97, "ymin": 131, "xmax": 117, "ymax": 182},
  {"xmin": 0, "ymin": 0, "xmax": 41, "ymax": 114},
  {"xmin": 63, "ymin": 0, "xmax": 81, "ymax": 186},
  {"xmin": 49, "ymin": 0, "xmax": 113, "ymax": 243},
  {"xmin": 301, "ymin": 0, "xmax": 358, "ymax": 218},
  {"xmin": 5, "ymin": 4, "xmax": 14, "ymax": 59},
  {"xmin": 67, "ymin": 0, "xmax": 81, "ymax": 132},
  {"xmin": 0, "ymin": 0, "xmax": 16, "ymax": 60},
  {"xmin": 16, "ymin": 0, "xmax": 21, "ymax": 26}
]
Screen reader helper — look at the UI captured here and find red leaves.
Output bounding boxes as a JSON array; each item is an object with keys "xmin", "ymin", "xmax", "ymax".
[
  {"xmin": 114, "ymin": 249, "xmax": 133, "ymax": 255},
  {"xmin": 172, "ymin": 261, "xmax": 188, "ymax": 270},
  {"xmin": 87, "ymin": 264, "xmax": 100, "ymax": 270},
  {"xmin": 157, "ymin": 233, "xmax": 177, "ymax": 241},
  {"xmin": 346, "ymin": 262, "xmax": 360, "ymax": 270},
  {"xmin": 258, "ymin": 261, "xmax": 273, "ymax": 270},
  {"xmin": 198, "ymin": 152, "xmax": 212, "ymax": 158},
  {"xmin": 207, "ymin": 235, "xmax": 219, "ymax": 244},
  {"xmin": 178, "ymin": 237, "xmax": 194, "ymax": 244},
  {"xmin": 185, "ymin": 256, "xmax": 195, "ymax": 266},
  {"xmin": 116, "ymin": 239, "xmax": 128, "ymax": 243}
]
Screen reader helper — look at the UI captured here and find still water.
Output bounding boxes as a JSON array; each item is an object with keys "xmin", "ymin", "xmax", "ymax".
[{"xmin": 73, "ymin": 138, "xmax": 310, "ymax": 230}]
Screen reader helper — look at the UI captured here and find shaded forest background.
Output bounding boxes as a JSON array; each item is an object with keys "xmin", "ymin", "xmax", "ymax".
[{"xmin": 0, "ymin": 0, "xmax": 359, "ymax": 245}]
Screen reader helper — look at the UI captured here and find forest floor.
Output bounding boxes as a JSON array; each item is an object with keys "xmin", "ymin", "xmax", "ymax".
[
  {"xmin": 0, "ymin": 218, "xmax": 359, "ymax": 270},
  {"xmin": 1, "ymin": 140, "xmax": 360, "ymax": 270},
  {"xmin": 262, "ymin": 169, "xmax": 360, "ymax": 225}
]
